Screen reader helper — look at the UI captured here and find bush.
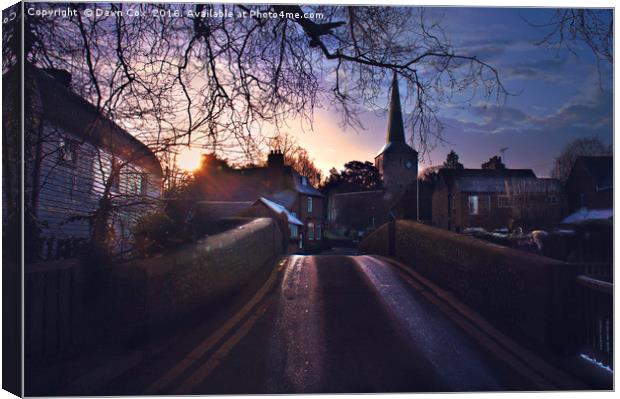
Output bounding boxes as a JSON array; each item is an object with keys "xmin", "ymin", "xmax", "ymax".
[{"xmin": 132, "ymin": 212, "xmax": 176, "ymax": 257}]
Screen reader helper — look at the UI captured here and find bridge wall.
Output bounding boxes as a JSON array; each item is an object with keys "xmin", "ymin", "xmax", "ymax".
[
  {"xmin": 106, "ymin": 217, "xmax": 284, "ymax": 341},
  {"xmin": 25, "ymin": 217, "xmax": 283, "ymax": 364},
  {"xmin": 360, "ymin": 220, "xmax": 581, "ymax": 352}
]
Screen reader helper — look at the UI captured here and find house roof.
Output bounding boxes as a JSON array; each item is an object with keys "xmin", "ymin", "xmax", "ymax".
[
  {"xmin": 29, "ymin": 66, "xmax": 163, "ymax": 176},
  {"xmin": 562, "ymin": 207, "xmax": 613, "ymax": 224},
  {"xmin": 439, "ymin": 168, "xmax": 536, "ymax": 180},
  {"xmin": 333, "ymin": 190, "xmax": 384, "ymax": 197},
  {"xmin": 573, "ymin": 156, "xmax": 613, "ymax": 190},
  {"xmin": 292, "ymin": 171, "xmax": 325, "ymax": 197},
  {"xmin": 457, "ymin": 176, "xmax": 562, "ymax": 193},
  {"xmin": 457, "ymin": 177, "xmax": 510, "ymax": 193},
  {"xmin": 197, "ymin": 158, "xmax": 323, "ymax": 205},
  {"xmin": 257, "ymin": 197, "xmax": 304, "ymax": 226},
  {"xmin": 437, "ymin": 168, "xmax": 552, "ymax": 193}
]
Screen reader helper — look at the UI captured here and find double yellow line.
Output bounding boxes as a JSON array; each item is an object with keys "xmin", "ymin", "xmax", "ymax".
[{"xmin": 144, "ymin": 258, "xmax": 288, "ymax": 395}]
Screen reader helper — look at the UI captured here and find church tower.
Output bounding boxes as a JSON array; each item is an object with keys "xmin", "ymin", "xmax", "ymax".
[{"xmin": 374, "ymin": 73, "xmax": 418, "ymax": 202}]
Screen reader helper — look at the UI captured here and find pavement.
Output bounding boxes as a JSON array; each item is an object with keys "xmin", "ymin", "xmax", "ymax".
[{"xmin": 30, "ymin": 254, "xmax": 584, "ymax": 395}]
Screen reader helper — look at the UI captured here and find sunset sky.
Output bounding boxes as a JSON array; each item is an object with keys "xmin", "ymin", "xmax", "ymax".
[{"xmin": 280, "ymin": 7, "xmax": 612, "ymax": 178}]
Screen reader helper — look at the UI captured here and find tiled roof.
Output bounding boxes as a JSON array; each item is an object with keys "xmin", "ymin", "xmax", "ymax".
[
  {"xmin": 197, "ymin": 160, "xmax": 323, "ymax": 204},
  {"xmin": 439, "ymin": 168, "xmax": 536, "ymax": 180},
  {"xmin": 435, "ymin": 167, "xmax": 566, "ymax": 193},
  {"xmin": 457, "ymin": 176, "xmax": 561, "ymax": 193},
  {"xmin": 292, "ymin": 172, "xmax": 325, "ymax": 197}
]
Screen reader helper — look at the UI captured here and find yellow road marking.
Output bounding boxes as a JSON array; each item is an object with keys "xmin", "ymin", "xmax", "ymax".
[
  {"xmin": 175, "ymin": 303, "xmax": 269, "ymax": 394},
  {"xmin": 144, "ymin": 258, "xmax": 287, "ymax": 394}
]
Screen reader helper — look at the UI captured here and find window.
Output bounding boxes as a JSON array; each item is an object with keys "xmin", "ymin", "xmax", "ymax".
[
  {"xmin": 301, "ymin": 176, "xmax": 308, "ymax": 186},
  {"xmin": 58, "ymin": 138, "xmax": 78, "ymax": 165},
  {"xmin": 316, "ymin": 224, "xmax": 322, "ymax": 240},
  {"xmin": 497, "ymin": 195, "xmax": 511, "ymax": 208},
  {"xmin": 290, "ymin": 224, "xmax": 298, "ymax": 239},
  {"xmin": 468, "ymin": 195, "xmax": 479, "ymax": 215},
  {"xmin": 546, "ymin": 195, "xmax": 559, "ymax": 205},
  {"xmin": 307, "ymin": 222, "xmax": 315, "ymax": 240},
  {"xmin": 307, "ymin": 197, "xmax": 313, "ymax": 213},
  {"xmin": 468, "ymin": 195, "xmax": 490, "ymax": 215},
  {"xmin": 122, "ymin": 172, "xmax": 147, "ymax": 195}
]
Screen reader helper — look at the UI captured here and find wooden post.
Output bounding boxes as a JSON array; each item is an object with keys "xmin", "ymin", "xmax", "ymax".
[{"xmin": 388, "ymin": 220, "xmax": 396, "ymax": 256}]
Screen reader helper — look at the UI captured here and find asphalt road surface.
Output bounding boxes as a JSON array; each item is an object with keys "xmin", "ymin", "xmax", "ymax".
[{"xmin": 99, "ymin": 255, "xmax": 547, "ymax": 395}]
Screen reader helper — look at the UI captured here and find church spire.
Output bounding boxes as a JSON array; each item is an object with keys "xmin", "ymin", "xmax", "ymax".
[{"xmin": 386, "ymin": 72, "xmax": 405, "ymax": 143}]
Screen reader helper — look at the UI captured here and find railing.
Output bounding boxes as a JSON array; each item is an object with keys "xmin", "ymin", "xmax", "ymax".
[
  {"xmin": 581, "ymin": 263, "xmax": 612, "ymax": 281},
  {"xmin": 576, "ymin": 274, "xmax": 613, "ymax": 371},
  {"xmin": 25, "ymin": 260, "xmax": 83, "ymax": 361}
]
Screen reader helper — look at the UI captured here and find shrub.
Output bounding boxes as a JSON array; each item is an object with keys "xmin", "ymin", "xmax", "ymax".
[{"xmin": 132, "ymin": 211, "xmax": 176, "ymax": 257}]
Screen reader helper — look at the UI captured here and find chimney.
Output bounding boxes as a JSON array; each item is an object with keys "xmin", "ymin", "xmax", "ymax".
[
  {"xmin": 43, "ymin": 68, "xmax": 72, "ymax": 88},
  {"xmin": 267, "ymin": 150, "xmax": 285, "ymax": 169}
]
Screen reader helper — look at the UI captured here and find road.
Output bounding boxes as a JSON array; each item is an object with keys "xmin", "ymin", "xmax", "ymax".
[{"xmin": 97, "ymin": 254, "xmax": 551, "ymax": 394}]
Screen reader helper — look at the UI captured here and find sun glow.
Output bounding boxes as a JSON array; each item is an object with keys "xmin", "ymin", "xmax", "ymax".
[{"xmin": 176, "ymin": 147, "xmax": 204, "ymax": 171}]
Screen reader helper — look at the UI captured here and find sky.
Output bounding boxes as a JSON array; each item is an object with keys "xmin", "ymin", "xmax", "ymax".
[{"xmin": 282, "ymin": 7, "xmax": 613, "ymax": 178}]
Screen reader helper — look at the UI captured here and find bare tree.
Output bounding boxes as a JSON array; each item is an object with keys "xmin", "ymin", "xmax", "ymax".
[
  {"xmin": 551, "ymin": 136, "xmax": 612, "ymax": 182},
  {"xmin": 529, "ymin": 9, "xmax": 612, "ymax": 65},
  {"xmin": 7, "ymin": 3, "xmax": 509, "ymax": 256},
  {"xmin": 505, "ymin": 178, "xmax": 561, "ymax": 228},
  {"xmin": 17, "ymin": 3, "xmax": 506, "ymax": 159}
]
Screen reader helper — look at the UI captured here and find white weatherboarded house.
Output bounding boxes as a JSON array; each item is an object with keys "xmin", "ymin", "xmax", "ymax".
[{"xmin": 24, "ymin": 67, "xmax": 163, "ymax": 261}]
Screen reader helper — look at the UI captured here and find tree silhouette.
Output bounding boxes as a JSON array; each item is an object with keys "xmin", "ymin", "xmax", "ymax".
[
  {"xmin": 481, "ymin": 155, "xmax": 506, "ymax": 170},
  {"xmin": 324, "ymin": 161, "xmax": 382, "ymax": 192},
  {"xmin": 529, "ymin": 9, "xmax": 612, "ymax": 64},
  {"xmin": 443, "ymin": 150, "xmax": 464, "ymax": 170},
  {"xmin": 551, "ymin": 136, "xmax": 612, "ymax": 182}
]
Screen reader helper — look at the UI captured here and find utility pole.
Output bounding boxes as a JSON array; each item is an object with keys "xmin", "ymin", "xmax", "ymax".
[{"xmin": 416, "ymin": 177, "xmax": 420, "ymax": 222}]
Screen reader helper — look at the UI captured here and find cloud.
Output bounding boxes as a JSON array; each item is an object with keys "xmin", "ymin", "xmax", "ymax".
[
  {"xmin": 500, "ymin": 57, "xmax": 569, "ymax": 83},
  {"xmin": 432, "ymin": 86, "xmax": 612, "ymax": 176}
]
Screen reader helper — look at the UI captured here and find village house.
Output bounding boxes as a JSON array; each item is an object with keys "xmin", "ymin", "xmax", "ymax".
[
  {"xmin": 237, "ymin": 197, "xmax": 305, "ymax": 252},
  {"xmin": 565, "ymin": 155, "xmax": 613, "ymax": 213},
  {"xmin": 194, "ymin": 151, "xmax": 326, "ymax": 250},
  {"xmin": 431, "ymin": 167, "xmax": 565, "ymax": 232},
  {"xmin": 16, "ymin": 66, "xmax": 163, "ymax": 261}
]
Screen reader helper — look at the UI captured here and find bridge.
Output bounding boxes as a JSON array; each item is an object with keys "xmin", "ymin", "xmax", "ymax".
[{"xmin": 24, "ymin": 219, "xmax": 612, "ymax": 395}]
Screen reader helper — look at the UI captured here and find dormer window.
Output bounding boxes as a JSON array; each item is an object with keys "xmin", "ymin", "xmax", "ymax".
[{"xmin": 301, "ymin": 176, "xmax": 308, "ymax": 186}]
